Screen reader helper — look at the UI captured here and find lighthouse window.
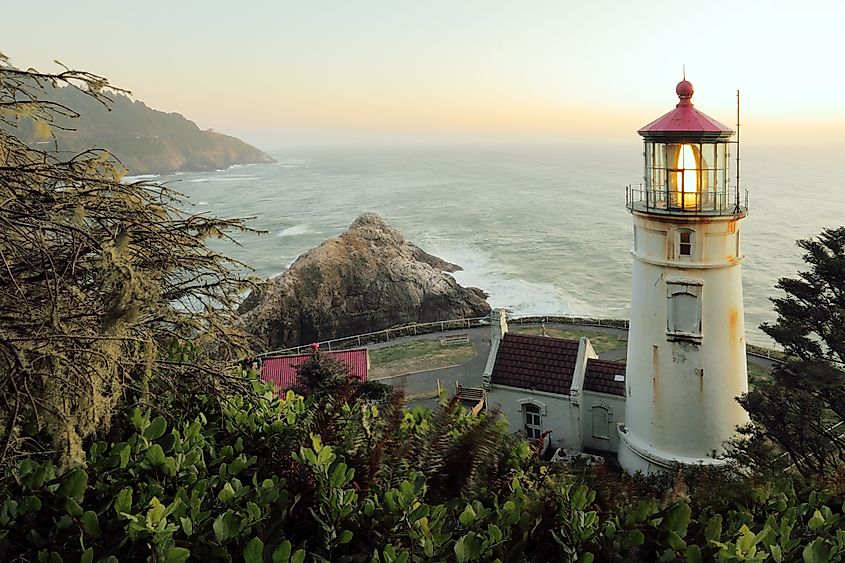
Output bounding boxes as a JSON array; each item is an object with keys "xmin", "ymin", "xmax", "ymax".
[
  {"xmin": 523, "ymin": 403, "xmax": 542, "ymax": 440},
  {"xmin": 678, "ymin": 229, "xmax": 693, "ymax": 257},
  {"xmin": 666, "ymin": 279, "xmax": 703, "ymax": 342}
]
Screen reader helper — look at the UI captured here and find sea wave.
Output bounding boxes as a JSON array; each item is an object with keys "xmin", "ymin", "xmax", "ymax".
[
  {"xmin": 430, "ymin": 244, "xmax": 597, "ymax": 318},
  {"xmin": 186, "ymin": 176, "xmax": 260, "ymax": 183},
  {"xmin": 219, "ymin": 162, "xmax": 264, "ymax": 171},
  {"xmin": 122, "ymin": 174, "xmax": 160, "ymax": 183},
  {"xmin": 277, "ymin": 224, "xmax": 309, "ymax": 237}
]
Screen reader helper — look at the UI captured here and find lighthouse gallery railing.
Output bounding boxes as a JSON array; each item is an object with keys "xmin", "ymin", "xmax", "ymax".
[{"xmin": 626, "ymin": 185, "xmax": 748, "ymax": 216}]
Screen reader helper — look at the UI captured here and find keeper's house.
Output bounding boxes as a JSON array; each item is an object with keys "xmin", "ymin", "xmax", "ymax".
[{"xmin": 482, "ymin": 311, "xmax": 626, "ymax": 455}]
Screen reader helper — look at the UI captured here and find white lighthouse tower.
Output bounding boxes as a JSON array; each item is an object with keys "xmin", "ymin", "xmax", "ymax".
[{"xmin": 618, "ymin": 79, "xmax": 749, "ymax": 474}]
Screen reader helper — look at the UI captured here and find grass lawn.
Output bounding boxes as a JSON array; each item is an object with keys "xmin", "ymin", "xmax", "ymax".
[
  {"xmin": 369, "ymin": 339, "xmax": 476, "ymax": 379},
  {"xmin": 511, "ymin": 326, "xmax": 626, "ymax": 354},
  {"xmin": 747, "ymin": 361, "xmax": 773, "ymax": 389}
]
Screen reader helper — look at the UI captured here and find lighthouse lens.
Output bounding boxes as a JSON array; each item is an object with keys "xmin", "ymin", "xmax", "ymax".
[{"xmin": 678, "ymin": 144, "xmax": 698, "ymax": 208}]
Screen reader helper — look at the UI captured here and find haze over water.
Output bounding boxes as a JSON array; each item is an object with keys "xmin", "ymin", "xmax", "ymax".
[{"xmin": 154, "ymin": 141, "xmax": 845, "ymax": 347}]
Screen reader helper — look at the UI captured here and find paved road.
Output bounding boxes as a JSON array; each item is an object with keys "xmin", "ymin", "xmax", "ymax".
[
  {"xmin": 370, "ymin": 327, "xmax": 491, "ymax": 398},
  {"xmin": 371, "ymin": 322, "xmax": 778, "ymax": 400}
]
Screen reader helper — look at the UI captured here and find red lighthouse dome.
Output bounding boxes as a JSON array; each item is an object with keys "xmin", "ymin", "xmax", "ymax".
[{"xmin": 638, "ymin": 80, "xmax": 732, "ymax": 140}]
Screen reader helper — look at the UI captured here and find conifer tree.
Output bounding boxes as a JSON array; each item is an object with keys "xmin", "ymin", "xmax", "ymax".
[{"xmin": 739, "ymin": 227, "xmax": 845, "ymax": 476}]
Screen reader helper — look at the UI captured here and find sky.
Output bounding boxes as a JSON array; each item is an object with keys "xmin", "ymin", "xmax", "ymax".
[{"xmin": 4, "ymin": 0, "xmax": 845, "ymax": 150}]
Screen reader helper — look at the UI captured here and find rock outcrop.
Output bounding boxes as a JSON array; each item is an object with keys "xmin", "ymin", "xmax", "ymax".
[{"xmin": 241, "ymin": 213, "xmax": 491, "ymax": 351}]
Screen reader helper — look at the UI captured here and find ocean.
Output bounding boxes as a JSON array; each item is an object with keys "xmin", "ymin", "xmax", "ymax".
[{"xmin": 138, "ymin": 141, "xmax": 845, "ymax": 346}]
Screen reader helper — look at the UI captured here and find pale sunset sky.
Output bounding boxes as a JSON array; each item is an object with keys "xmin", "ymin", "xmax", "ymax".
[{"xmin": 5, "ymin": 0, "xmax": 844, "ymax": 149}]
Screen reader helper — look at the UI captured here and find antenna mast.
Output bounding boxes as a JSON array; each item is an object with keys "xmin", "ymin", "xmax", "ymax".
[{"xmin": 735, "ymin": 90, "xmax": 741, "ymax": 211}]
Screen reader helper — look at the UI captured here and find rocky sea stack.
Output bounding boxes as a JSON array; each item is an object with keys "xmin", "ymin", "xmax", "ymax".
[{"xmin": 241, "ymin": 212, "xmax": 491, "ymax": 351}]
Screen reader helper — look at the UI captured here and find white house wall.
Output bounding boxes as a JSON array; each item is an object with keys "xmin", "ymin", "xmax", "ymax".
[
  {"xmin": 581, "ymin": 391, "xmax": 626, "ymax": 453},
  {"xmin": 487, "ymin": 386, "xmax": 580, "ymax": 451}
]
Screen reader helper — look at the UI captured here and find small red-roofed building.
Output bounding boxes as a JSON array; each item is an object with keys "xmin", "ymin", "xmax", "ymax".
[
  {"xmin": 261, "ymin": 348, "xmax": 369, "ymax": 392},
  {"xmin": 482, "ymin": 311, "xmax": 626, "ymax": 455}
]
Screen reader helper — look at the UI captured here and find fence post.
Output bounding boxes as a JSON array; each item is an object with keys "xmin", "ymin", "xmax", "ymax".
[
  {"xmin": 440, "ymin": 321, "xmax": 444, "ymax": 332},
  {"xmin": 385, "ymin": 329, "xmax": 390, "ymax": 342}
]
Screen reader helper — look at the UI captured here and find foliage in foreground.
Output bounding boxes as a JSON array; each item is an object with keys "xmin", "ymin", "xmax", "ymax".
[
  {"xmin": 0, "ymin": 54, "xmax": 257, "ymax": 468},
  {"xmin": 1, "ymin": 354, "xmax": 843, "ymax": 562}
]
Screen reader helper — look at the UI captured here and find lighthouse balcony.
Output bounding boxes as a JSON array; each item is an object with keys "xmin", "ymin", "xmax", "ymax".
[{"xmin": 626, "ymin": 186, "xmax": 748, "ymax": 217}]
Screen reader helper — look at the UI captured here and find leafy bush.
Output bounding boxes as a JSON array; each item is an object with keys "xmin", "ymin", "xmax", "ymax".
[{"xmin": 1, "ymin": 361, "xmax": 842, "ymax": 562}]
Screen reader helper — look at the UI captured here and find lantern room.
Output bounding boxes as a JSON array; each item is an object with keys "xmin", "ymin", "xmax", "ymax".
[{"xmin": 628, "ymin": 80, "xmax": 741, "ymax": 214}]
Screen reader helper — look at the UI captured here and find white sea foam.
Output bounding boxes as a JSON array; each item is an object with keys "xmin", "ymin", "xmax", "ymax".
[
  {"xmin": 277, "ymin": 224, "xmax": 309, "ymax": 237},
  {"xmin": 431, "ymin": 244, "xmax": 596, "ymax": 318},
  {"xmin": 187, "ymin": 176, "xmax": 259, "ymax": 183},
  {"xmin": 122, "ymin": 174, "xmax": 160, "ymax": 183}
]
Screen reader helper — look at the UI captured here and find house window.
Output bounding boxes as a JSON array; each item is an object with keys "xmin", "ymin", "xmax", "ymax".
[
  {"xmin": 678, "ymin": 229, "xmax": 693, "ymax": 257},
  {"xmin": 591, "ymin": 406, "xmax": 611, "ymax": 440},
  {"xmin": 523, "ymin": 403, "xmax": 542, "ymax": 440},
  {"xmin": 666, "ymin": 279, "xmax": 703, "ymax": 342}
]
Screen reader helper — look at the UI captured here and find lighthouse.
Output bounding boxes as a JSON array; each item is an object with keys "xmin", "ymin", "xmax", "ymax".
[{"xmin": 618, "ymin": 79, "xmax": 749, "ymax": 474}]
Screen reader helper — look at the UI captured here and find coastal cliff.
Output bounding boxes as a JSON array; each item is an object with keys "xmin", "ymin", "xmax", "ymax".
[
  {"xmin": 241, "ymin": 213, "xmax": 491, "ymax": 351},
  {"xmin": 14, "ymin": 85, "xmax": 275, "ymax": 175}
]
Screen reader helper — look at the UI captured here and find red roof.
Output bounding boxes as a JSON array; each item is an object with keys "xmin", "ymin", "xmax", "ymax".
[
  {"xmin": 638, "ymin": 80, "xmax": 732, "ymax": 138},
  {"xmin": 261, "ymin": 349, "xmax": 369, "ymax": 392},
  {"xmin": 490, "ymin": 333, "xmax": 579, "ymax": 395},
  {"xmin": 583, "ymin": 358, "xmax": 626, "ymax": 397}
]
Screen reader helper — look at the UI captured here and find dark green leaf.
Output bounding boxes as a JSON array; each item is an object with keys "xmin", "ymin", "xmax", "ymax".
[
  {"xmin": 684, "ymin": 545, "xmax": 702, "ymax": 563},
  {"xmin": 163, "ymin": 547, "xmax": 190, "ymax": 563},
  {"xmin": 144, "ymin": 416, "xmax": 167, "ymax": 440},
  {"xmin": 63, "ymin": 497, "xmax": 83, "ymax": 518},
  {"xmin": 57, "ymin": 468, "xmax": 87, "ymax": 499},
  {"xmin": 662, "ymin": 503, "xmax": 691, "ymax": 535},
  {"xmin": 118, "ymin": 444, "xmax": 130, "ymax": 468},
  {"xmin": 180, "ymin": 516, "xmax": 193, "ymax": 536},
  {"xmin": 667, "ymin": 530, "xmax": 686, "ymax": 551},
  {"xmin": 80, "ymin": 511, "xmax": 103, "ymax": 539},
  {"xmin": 272, "ymin": 540, "xmax": 292, "ymax": 563},
  {"xmin": 146, "ymin": 444, "xmax": 166, "ymax": 466},
  {"xmin": 114, "ymin": 487, "xmax": 132, "ymax": 515},
  {"xmin": 704, "ymin": 514, "xmax": 722, "ymax": 544},
  {"xmin": 244, "ymin": 537, "xmax": 264, "ymax": 563}
]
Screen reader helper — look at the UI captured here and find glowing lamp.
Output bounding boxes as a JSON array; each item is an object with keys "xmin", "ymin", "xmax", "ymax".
[{"xmin": 630, "ymin": 79, "xmax": 738, "ymax": 214}]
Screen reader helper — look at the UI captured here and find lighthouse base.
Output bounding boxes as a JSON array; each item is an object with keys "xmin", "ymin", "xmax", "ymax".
[{"xmin": 617, "ymin": 424, "xmax": 728, "ymax": 475}]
